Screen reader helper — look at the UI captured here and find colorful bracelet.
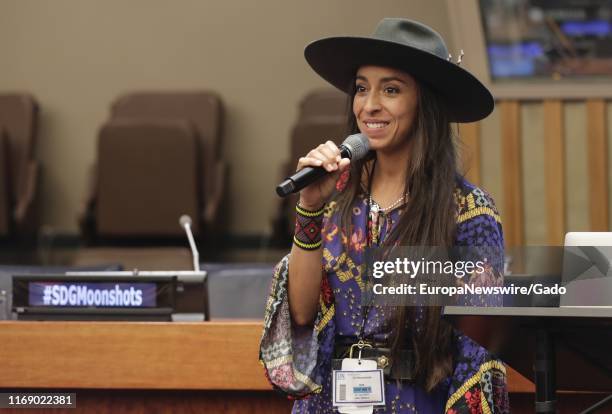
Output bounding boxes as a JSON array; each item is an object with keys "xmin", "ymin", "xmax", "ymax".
[{"xmin": 293, "ymin": 204, "xmax": 324, "ymax": 250}]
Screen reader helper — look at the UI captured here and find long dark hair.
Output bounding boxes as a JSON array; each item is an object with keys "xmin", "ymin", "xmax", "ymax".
[{"xmin": 336, "ymin": 79, "xmax": 457, "ymax": 391}]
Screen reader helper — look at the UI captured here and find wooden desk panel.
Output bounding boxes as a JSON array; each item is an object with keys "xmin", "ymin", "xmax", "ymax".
[
  {"xmin": 0, "ymin": 320, "xmax": 534, "ymax": 392},
  {"xmin": 0, "ymin": 321, "xmax": 269, "ymax": 390},
  {"xmin": 4, "ymin": 321, "xmax": 607, "ymax": 413}
]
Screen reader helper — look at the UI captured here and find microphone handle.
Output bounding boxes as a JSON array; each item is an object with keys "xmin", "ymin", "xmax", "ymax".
[{"xmin": 276, "ymin": 146, "xmax": 350, "ymax": 197}]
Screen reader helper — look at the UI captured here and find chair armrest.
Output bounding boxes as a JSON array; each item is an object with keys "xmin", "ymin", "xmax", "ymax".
[
  {"xmin": 13, "ymin": 160, "xmax": 39, "ymax": 226},
  {"xmin": 0, "ymin": 132, "xmax": 10, "ymax": 236},
  {"xmin": 203, "ymin": 159, "xmax": 227, "ymax": 228},
  {"xmin": 13, "ymin": 160, "xmax": 40, "ymax": 223},
  {"xmin": 77, "ymin": 163, "xmax": 98, "ymax": 240}
]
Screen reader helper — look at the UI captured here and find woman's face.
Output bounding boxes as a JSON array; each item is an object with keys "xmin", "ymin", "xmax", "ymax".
[{"xmin": 353, "ymin": 65, "xmax": 418, "ymax": 153}]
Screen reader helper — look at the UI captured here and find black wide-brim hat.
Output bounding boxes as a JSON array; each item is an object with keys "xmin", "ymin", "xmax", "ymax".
[{"xmin": 305, "ymin": 18, "xmax": 494, "ymax": 123}]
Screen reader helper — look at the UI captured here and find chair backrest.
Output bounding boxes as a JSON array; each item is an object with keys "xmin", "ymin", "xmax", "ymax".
[
  {"xmin": 111, "ymin": 91, "xmax": 223, "ymax": 157},
  {"xmin": 110, "ymin": 92, "xmax": 224, "ymax": 222},
  {"xmin": 0, "ymin": 131, "xmax": 10, "ymax": 236},
  {"xmin": 96, "ymin": 119, "xmax": 200, "ymax": 238},
  {"xmin": 289, "ymin": 120, "xmax": 348, "ymax": 171},
  {"xmin": 0, "ymin": 94, "xmax": 38, "ymax": 197},
  {"xmin": 298, "ymin": 88, "xmax": 349, "ymax": 123}
]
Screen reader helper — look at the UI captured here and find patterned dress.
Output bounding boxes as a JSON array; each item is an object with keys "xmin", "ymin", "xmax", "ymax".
[{"xmin": 260, "ymin": 176, "xmax": 509, "ymax": 413}]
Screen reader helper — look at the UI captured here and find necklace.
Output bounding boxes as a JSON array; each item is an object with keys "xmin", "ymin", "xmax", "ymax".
[
  {"xmin": 369, "ymin": 193, "xmax": 407, "ymax": 213},
  {"xmin": 367, "ymin": 158, "xmax": 409, "ymax": 213}
]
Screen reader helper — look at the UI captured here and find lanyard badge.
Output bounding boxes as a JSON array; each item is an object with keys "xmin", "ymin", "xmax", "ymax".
[{"xmin": 332, "ymin": 341, "xmax": 386, "ymax": 413}]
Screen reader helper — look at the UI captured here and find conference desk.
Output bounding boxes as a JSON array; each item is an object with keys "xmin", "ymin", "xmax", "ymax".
[
  {"xmin": 0, "ymin": 321, "xmax": 292, "ymax": 413},
  {"xmin": 0, "ymin": 321, "xmax": 605, "ymax": 413}
]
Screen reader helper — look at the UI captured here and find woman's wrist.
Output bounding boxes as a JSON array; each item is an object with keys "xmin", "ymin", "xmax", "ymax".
[
  {"xmin": 293, "ymin": 203, "xmax": 324, "ymax": 250},
  {"xmin": 297, "ymin": 198, "xmax": 325, "ymax": 212}
]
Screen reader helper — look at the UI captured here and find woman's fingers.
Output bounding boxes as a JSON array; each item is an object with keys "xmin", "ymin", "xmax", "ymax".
[
  {"xmin": 324, "ymin": 140, "xmax": 341, "ymax": 160},
  {"xmin": 296, "ymin": 156, "xmax": 323, "ymax": 171},
  {"xmin": 317, "ymin": 141, "xmax": 341, "ymax": 171},
  {"xmin": 322, "ymin": 141, "xmax": 341, "ymax": 162},
  {"xmin": 297, "ymin": 141, "xmax": 342, "ymax": 172},
  {"xmin": 305, "ymin": 150, "xmax": 334, "ymax": 172},
  {"xmin": 338, "ymin": 157, "xmax": 351, "ymax": 171},
  {"xmin": 329, "ymin": 158, "xmax": 350, "ymax": 181}
]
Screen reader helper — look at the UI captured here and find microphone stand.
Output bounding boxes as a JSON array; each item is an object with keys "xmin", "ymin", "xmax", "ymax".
[{"xmin": 180, "ymin": 215, "xmax": 200, "ymax": 272}]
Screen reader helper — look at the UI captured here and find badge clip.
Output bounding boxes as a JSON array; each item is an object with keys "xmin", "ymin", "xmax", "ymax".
[{"xmin": 349, "ymin": 340, "xmax": 373, "ymax": 363}]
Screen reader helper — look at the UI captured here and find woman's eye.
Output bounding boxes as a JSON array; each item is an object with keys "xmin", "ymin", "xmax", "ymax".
[
  {"xmin": 355, "ymin": 85, "xmax": 367, "ymax": 93},
  {"xmin": 384, "ymin": 86, "xmax": 399, "ymax": 94}
]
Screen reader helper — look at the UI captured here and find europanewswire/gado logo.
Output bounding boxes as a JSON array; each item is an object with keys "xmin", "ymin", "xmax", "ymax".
[{"xmin": 362, "ymin": 246, "xmax": 612, "ymax": 307}]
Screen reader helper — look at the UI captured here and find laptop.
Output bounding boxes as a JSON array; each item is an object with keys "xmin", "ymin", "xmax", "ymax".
[{"xmin": 561, "ymin": 232, "xmax": 612, "ymax": 307}]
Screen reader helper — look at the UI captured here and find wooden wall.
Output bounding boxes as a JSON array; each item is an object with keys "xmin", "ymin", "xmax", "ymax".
[{"xmin": 459, "ymin": 99, "xmax": 610, "ymax": 246}]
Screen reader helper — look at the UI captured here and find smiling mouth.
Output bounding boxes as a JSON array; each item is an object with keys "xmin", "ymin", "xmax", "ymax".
[{"xmin": 364, "ymin": 121, "xmax": 389, "ymax": 129}]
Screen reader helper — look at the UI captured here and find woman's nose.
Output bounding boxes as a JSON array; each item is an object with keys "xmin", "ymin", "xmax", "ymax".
[{"xmin": 364, "ymin": 92, "xmax": 382, "ymax": 112}]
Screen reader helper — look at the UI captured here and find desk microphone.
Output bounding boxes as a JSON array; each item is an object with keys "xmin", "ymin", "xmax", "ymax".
[
  {"xmin": 276, "ymin": 133, "xmax": 370, "ymax": 197},
  {"xmin": 179, "ymin": 215, "xmax": 200, "ymax": 272}
]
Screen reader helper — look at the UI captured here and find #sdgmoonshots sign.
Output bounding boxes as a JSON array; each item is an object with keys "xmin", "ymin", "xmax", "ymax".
[{"xmin": 28, "ymin": 282, "xmax": 158, "ymax": 308}]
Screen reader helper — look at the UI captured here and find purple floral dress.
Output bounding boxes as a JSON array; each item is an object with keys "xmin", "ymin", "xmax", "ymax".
[{"xmin": 260, "ymin": 177, "xmax": 509, "ymax": 413}]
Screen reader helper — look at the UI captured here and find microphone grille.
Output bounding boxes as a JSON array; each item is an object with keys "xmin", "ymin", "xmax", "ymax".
[
  {"xmin": 343, "ymin": 133, "xmax": 370, "ymax": 160},
  {"xmin": 179, "ymin": 214, "xmax": 192, "ymax": 227}
]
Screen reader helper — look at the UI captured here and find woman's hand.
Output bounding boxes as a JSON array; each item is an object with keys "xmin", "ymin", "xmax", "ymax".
[{"xmin": 297, "ymin": 140, "xmax": 351, "ymax": 210}]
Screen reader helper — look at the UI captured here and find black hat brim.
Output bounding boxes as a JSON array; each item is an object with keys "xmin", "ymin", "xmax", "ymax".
[{"xmin": 305, "ymin": 37, "xmax": 494, "ymax": 123}]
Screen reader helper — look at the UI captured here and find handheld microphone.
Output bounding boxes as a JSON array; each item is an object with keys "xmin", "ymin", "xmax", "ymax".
[
  {"xmin": 179, "ymin": 214, "xmax": 200, "ymax": 272},
  {"xmin": 276, "ymin": 133, "xmax": 370, "ymax": 197}
]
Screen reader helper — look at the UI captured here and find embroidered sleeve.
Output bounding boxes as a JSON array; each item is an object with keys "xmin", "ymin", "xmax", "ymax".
[
  {"xmin": 259, "ymin": 254, "xmax": 335, "ymax": 399},
  {"xmin": 447, "ymin": 185, "xmax": 509, "ymax": 412},
  {"xmin": 445, "ymin": 334, "xmax": 509, "ymax": 413},
  {"xmin": 455, "ymin": 186, "xmax": 505, "ymax": 307}
]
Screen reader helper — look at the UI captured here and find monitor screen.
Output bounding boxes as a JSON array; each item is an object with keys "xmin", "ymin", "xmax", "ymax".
[{"xmin": 479, "ymin": 0, "xmax": 612, "ymax": 80}]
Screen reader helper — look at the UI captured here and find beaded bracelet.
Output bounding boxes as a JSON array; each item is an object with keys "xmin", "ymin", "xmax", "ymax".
[{"xmin": 293, "ymin": 204, "xmax": 324, "ymax": 250}]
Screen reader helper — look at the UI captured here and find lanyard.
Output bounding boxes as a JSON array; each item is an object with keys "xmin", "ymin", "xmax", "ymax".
[{"xmin": 356, "ymin": 160, "xmax": 380, "ymax": 341}]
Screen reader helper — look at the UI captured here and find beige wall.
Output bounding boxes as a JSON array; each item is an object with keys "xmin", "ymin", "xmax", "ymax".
[{"xmin": 0, "ymin": 0, "xmax": 452, "ymax": 235}]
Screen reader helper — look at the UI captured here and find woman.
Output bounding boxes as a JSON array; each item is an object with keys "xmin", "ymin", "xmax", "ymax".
[{"xmin": 260, "ymin": 18, "xmax": 508, "ymax": 413}]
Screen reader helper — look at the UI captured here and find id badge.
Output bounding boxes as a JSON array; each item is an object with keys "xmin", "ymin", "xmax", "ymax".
[{"xmin": 332, "ymin": 357, "xmax": 385, "ymax": 414}]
